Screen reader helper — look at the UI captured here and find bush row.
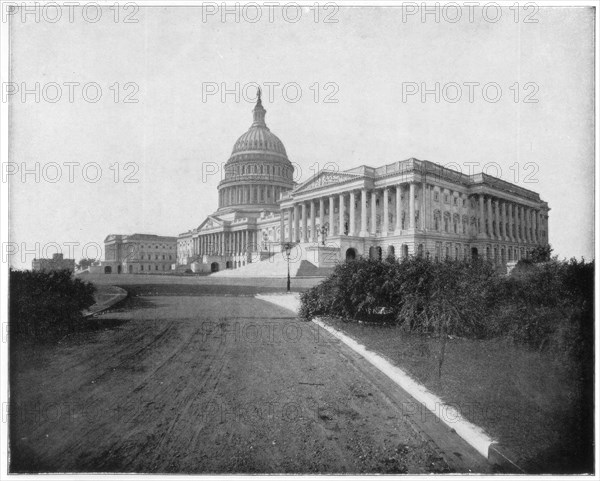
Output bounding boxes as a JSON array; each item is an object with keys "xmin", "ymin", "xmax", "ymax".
[
  {"xmin": 10, "ymin": 269, "xmax": 96, "ymax": 342},
  {"xmin": 299, "ymin": 256, "xmax": 593, "ymax": 357}
]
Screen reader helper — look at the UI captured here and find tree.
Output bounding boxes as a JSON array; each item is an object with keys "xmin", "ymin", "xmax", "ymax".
[
  {"xmin": 77, "ymin": 258, "xmax": 99, "ymax": 270},
  {"xmin": 529, "ymin": 244, "xmax": 553, "ymax": 263}
]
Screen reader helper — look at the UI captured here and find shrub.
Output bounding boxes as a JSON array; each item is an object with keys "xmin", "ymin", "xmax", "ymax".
[
  {"xmin": 9, "ymin": 269, "xmax": 96, "ymax": 342},
  {"xmin": 300, "ymin": 255, "xmax": 594, "ymax": 360}
]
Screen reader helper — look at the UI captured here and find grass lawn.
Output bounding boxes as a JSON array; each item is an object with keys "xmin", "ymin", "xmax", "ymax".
[{"xmin": 322, "ymin": 317, "xmax": 594, "ymax": 474}]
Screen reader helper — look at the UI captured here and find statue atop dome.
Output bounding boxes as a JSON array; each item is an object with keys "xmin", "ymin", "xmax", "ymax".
[{"xmin": 252, "ymin": 87, "xmax": 267, "ymax": 128}]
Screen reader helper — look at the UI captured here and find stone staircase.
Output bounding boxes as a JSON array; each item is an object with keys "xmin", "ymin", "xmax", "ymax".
[{"xmin": 211, "ymin": 253, "xmax": 332, "ymax": 278}]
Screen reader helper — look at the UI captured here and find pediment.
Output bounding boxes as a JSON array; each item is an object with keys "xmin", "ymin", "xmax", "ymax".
[
  {"xmin": 197, "ymin": 215, "xmax": 225, "ymax": 231},
  {"xmin": 294, "ymin": 170, "xmax": 360, "ymax": 194}
]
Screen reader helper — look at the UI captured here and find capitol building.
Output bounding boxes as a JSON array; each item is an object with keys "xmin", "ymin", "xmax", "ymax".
[{"xmin": 176, "ymin": 91, "xmax": 550, "ymax": 275}]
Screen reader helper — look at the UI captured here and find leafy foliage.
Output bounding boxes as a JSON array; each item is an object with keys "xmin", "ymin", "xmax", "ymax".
[
  {"xmin": 300, "ymin": 255, "xmax": 594, "ymax": 360},
  {"xmin": 10, "ymin": 269, "xmax": 96, "ymax": 342},
  {"xmin": 77, "ymin": 258, "xmax": 100, "ymax": 270}
]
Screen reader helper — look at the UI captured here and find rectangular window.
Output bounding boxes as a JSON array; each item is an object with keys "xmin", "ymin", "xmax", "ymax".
[{"xmin": 434, "ymin": 192, "xmax": 439, "ymax": 202}]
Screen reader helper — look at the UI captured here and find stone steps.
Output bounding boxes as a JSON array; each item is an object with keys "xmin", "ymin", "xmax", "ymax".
[{"xmin": 210, "ymin": 253, "xmax": 326, "ymax": 278}]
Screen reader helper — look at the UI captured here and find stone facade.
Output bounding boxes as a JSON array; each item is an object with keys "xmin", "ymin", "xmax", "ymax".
[
  {"xmin": 103, "ymin": 233, "xmax": 177, "ymax": 274},
  {"xmin": 32, "ymin": 253, "xmax": 75, "ymax": 273},
  {"xmin": 279, "ymin": 159, "xmax": 549, "ymax": 265},
  {"xmin": 179, "ymin": 93, "xmax": 549, "ymax": 273}
]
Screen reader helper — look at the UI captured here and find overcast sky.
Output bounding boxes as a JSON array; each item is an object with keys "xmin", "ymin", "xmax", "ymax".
[{"xmin": 7, "ymin": 4, "xmax": 595, "ymax": 267}]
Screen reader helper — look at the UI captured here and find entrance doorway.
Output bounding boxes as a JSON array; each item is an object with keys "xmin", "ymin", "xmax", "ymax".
[
  {"xmin": 345, "ymin": 248, "xmax": 357, "ymax": 261},
  {"xmin": 210, "ymin": 262, "xmax": 219, "ymax": 273}
]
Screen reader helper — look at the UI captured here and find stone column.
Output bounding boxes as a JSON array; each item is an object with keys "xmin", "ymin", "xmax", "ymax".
[
  {"xmin": 287, "ymin": 208, "xmax": 293, "ymax": 243},
  {"xmin": 520, "ymin": 207, "xmax": 526, "ymax": 243},
  {"xmin": 319, "ymin": 198, "xmax": 325, "ymax": 237},
  {"xmin": 479, "ymin": 194, "xmax": 485, "ymax": 236},
  {"xmin": 532, "ymin": 209, "xmax": 538, "ymax": 243},
  {"xmin": 487, "ymin": 197, "xmax": 493, "ymax": 239},
  {"xmin": 501, "ymin": 201, "xmax": 507, "ymax": 240},
  {"xmin": 525, "ymin": 207, "xmax": 532, "ymax": 243},
  {"xmin": 243, "ymin": 230, "xmax": 248, "ymax": 253},
  {"xmin": 508, "ymin": 204, "xmax": 514, "ymax": 241},
  {"xmin": 294, "ymin": 204, "xmax": 300, "ymax": 242},
  {"xmin": 349, "ymin": 191, "xmax": 356, "ymax": 236},
  {"xmin": 329, "ymin": 196, "xmax": 335, "ymax": 235},
  {"xmin": 382, "ymin": 188, "xmax": 389, "ymax": 236},
  {"xmin": 516, "ymin": 206, "xmax": 522, "ymax": 243},
  {"xmin": 360, "ymin": 189, "xmax": 368, "ymax": 236},
  {"xmin": 494, "ymin": 200, "xmax": 500, "ymax": 239},
  {"xmin": 280, "ymin": 211, "xmax": 285, "ymax": 243},
  {"xmin": 339, "ymin": 193, "xmax": 345, "ymax": 235},
  {"xmin": 301, "ymin": 203, "xmax": 308, "ymax": 242},
  {"xmin": 371, "ymin": 191, "xmax": 377, "ymax": 234},
  {"xmin": 421, "ymin": 183, "xmax": 427, "ymax": 231},
  {"xmin": 310, "ymin": 200, "xmax": 316, "ymax": 243},
  {"xmin": 394, "ymin": 185, "xmax": 402, "ymax": 234},
  {"xmin": 409, "ymin": 183, "xmax": 415, "ymax": 229},
  {"xmin": 522, "ymin": 208, "xmax": 528, "ymax": 243}
]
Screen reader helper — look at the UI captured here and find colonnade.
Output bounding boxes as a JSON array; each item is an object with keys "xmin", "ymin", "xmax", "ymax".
[
  {"xmin": 476, "ymin": 194, "xmax": 545, "ymax": 244},
  {"xmin": 219, "ymin": 184, "xmax": 285, "ymax": 208},
  {"xmin": 280, "ymin": 182, "xmax": 546, "ymax": 245},
  {"xmin": 191, "ymin": 230, "xmax": 258, "ymax": 256}
]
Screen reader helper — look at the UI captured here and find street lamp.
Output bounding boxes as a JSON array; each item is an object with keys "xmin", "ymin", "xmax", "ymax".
[{"xmin": 283, "ymin": 242, "xmax": 294, "ymax": 292}]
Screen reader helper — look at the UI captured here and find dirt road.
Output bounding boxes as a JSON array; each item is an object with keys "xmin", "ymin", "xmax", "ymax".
[{"xmin": 10, "ymin": 286, "xmax": 489, "ymax": 473}]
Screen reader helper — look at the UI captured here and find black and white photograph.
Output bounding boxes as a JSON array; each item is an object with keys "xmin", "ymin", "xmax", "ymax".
[{"xmin": 0, "ymin": 0, "xmax": 597, "ymax": 477}]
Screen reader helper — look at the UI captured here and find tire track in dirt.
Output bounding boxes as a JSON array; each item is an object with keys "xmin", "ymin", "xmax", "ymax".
[
  {"xmin": 11, "ymin": 320, "xmax": 180, "ymax": 471},
  {"xmin": 80, "ymin": 323, "xmax": 232, "ymax": 472}
]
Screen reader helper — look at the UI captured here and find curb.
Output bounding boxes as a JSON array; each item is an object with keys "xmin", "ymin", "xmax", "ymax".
[
  {"xmin": 488, "ymin": 443, "xmax": 526, "ymax": 473},
  {"xmin": 255, "ymin": 293, "xmax": 525, "ymax": 474},
  {"xmin": 314, "ymin": 319, "xmax": 525, "ymax": 474},
  {"xmin": 83, "ymin": 286, "xmax": 128, "ymax": 318}
]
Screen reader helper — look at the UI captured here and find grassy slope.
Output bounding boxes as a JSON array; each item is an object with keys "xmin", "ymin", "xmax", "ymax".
[{"xmin": 322, "ymin": 318, "xmax": 593, "ymax": 474}]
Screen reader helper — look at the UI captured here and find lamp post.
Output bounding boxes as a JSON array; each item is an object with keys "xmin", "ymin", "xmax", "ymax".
[{"xmin": 283, "ymin": 242, "xmax": 293, "ymax": 292}]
